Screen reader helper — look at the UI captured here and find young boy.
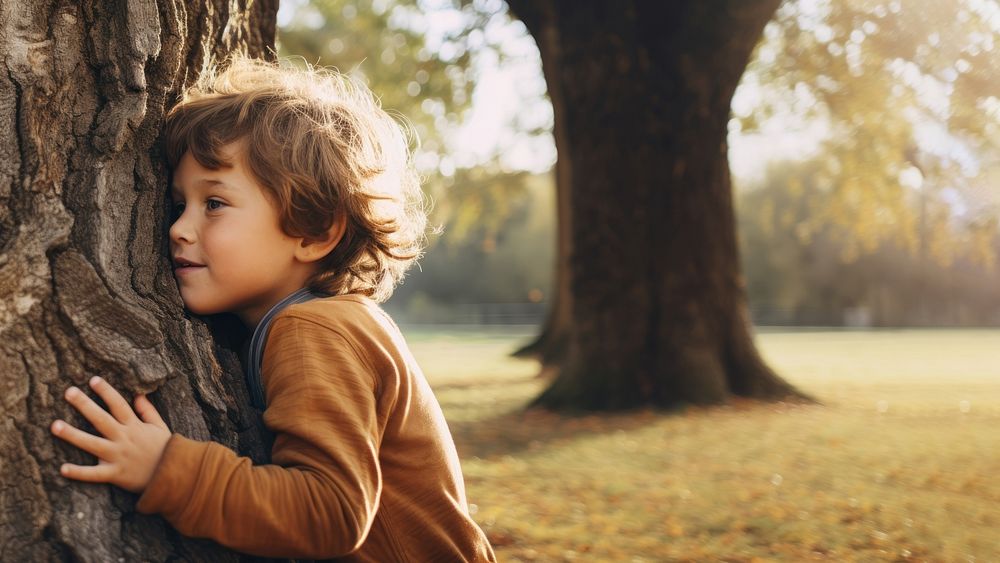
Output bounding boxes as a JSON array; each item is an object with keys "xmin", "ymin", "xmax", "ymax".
[{"xmin": 49, "ymin": 54, "xmax": 496, "ymax": 562}]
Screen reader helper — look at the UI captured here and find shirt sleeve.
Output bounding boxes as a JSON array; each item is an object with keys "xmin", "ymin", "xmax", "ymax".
[{"xmin": 135, "ymin": 314, "xmax": 383, "ymax": 559}]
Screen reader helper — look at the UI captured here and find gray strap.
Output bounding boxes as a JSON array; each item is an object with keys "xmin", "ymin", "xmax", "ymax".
[{"xmin": 246, "ymin": 287, "xmax": 322, "ymax": 410}]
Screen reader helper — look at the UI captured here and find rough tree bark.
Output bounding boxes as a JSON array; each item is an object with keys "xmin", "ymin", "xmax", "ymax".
[
  {"xmin": 506, "ymin": 0, "xmax": 811, "ymax": 409},
  {"xmin": 0, "ymin": 1, "xmax": 278, "ymax": 560}
]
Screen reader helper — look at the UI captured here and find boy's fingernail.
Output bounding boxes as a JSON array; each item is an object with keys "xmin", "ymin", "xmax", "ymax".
[
  {"xmin": 65, "ymin": 387, "xmax": 78, "ymax": 398},
  {"xmin": 90, "ymin": 376, "xmax": 102, "ymax": 386},
  {"xmin": 52, "ymin": 421, "xmax": 63, "ymax": 432}
]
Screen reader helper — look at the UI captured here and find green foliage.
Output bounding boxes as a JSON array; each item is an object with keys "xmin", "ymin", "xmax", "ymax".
[
  {"xmin": 738, "ymin": 157, "xmax": 1000, "ymax": 326},
  {"xmin": 278, "ymin": 0, "xmax": 476, "ymax": 158},
  {"xmin": 738, "ymin": 0, "xmax": 1000, "ymax": 265},
  {"xmin": 431, "ymin": 164, "xmax": 533, "ymax": 243},
  {"xmin": 389, "ymin": 171, "xmax": 555, "ymax": 313}
]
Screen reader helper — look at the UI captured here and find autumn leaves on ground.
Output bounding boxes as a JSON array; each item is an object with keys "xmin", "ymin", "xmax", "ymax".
[{"xmin": 407, "ymin": 328, "xmax": 1000, "ymax": 562}]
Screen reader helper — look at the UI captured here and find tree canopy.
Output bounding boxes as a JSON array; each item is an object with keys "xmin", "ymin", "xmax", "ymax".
[{"xmin": 737, "ymin": 0, "xmax": 1000, "ymax": 267}]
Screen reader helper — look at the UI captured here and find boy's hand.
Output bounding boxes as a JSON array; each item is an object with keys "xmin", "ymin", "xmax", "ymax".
[{"xmin": 51, "ymin": 376, "xmax": 172, "ymax": 494}]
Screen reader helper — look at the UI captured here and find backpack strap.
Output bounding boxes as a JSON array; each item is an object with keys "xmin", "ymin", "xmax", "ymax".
[{"xmin": 245, "ymin": 287, "xmax": 322, "ymax": 410}]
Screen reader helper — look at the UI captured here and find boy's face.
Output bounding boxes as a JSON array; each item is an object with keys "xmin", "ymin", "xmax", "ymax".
[{"xmin": 169, "ymin": 141, "xmax": 316, "ymax": 327}]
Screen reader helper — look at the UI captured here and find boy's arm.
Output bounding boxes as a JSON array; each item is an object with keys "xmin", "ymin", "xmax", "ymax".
[{"xmin": 136, "ymin": 314, "xmax": 385, "ymax": 559}]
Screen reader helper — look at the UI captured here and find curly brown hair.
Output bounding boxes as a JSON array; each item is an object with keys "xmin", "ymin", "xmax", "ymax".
[{"xmin": 162, "ymin": 54, "xmax": 427, "ymax": 302}]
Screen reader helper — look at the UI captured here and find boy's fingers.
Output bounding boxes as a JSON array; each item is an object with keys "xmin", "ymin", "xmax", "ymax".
[
  {"xmin": 59, "ymin": 462, "xmax": 116, "ymax": 484},
  {"xmin": 51, "ymin": 420, "xmax": 113, "ymax": 458},
  {"xmin": 135, "ymin": 395, "xmax": 168, "ymax": 429},
  {"xmin": 64, "ymin": 386, "xmax": 119, "ymax": 437},
  {"xmin": 87, "ymin": 377, "xmax": 138, "ymax": 425}
]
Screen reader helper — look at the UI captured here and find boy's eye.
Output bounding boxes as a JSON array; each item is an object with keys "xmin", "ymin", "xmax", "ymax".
[{"xmin": 206, "ymin": 199, "xmax": 225, "ymax": 211}]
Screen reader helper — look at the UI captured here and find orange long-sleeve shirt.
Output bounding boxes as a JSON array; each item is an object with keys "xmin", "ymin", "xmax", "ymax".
[{"xmin": 135, "ymin": 295, "xmax": 495, "ymax": 562}]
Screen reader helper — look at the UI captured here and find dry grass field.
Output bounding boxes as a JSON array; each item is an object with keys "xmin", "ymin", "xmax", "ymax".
[{"xmin": 405, "ymin": 327, "xmax": 1000, "ymax": 562}]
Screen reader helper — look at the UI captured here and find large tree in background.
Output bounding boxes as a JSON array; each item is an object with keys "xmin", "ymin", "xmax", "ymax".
[
  {"xmin": 520, "ymin": 0, "xmax": 1000, "ymax": 357},
  {"xmin": 505, "ymin": 0, "xmax": 805, "ymax": 409},
  {"xmin": 0, "ymin": 1, "xmax": 279, "ymax": 559},
  {"xmin": 510, "ymin": 0, "xmax": 1000, "ymax": 406}
]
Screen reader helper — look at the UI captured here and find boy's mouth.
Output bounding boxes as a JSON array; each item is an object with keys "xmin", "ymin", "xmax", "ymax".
[{"xmin": 172, "ymin": 256, "xmax": 206, "ymax": 272}]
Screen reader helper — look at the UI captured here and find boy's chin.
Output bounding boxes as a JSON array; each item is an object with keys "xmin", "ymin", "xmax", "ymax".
[
  {"xmin": 181, "ymin": 301, "xmax": 225, "ymax": 317},
  {"xmin": 182, "ymin": 302, "xmax": 248, "ymax": 326}
]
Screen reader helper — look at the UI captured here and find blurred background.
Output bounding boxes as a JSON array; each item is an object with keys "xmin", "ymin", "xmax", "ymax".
[
  {"xmin": 275, "ymin": 1, "xmax": 999, "ymax": 560},
  {"xmin": 277, "ymin": 0, "xmax": 1000, "ymax": 329}
]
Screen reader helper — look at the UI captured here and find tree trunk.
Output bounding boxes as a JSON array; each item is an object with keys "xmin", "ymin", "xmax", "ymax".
[
  {"xmin": 507, "ymin": 0, "xmax": 811, "ymax": 410},
  {"xmin": 0, "ymin": 1, "xmax": 278, "ymax": 560}
]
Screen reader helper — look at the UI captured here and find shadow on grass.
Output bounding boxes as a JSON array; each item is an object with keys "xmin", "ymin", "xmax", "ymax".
[
  {"xmin": 447, "ymin": 400, "xmax": 684, "ymax": 460},
  {"xmin": 434, "ymin": 368, "xmax": 813, "ymax": 461}
]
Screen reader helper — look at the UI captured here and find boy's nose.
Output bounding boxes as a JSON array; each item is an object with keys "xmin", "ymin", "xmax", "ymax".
[{"xmin": 168, "ymin": 213, "xmax": 195, "ymax": 244}]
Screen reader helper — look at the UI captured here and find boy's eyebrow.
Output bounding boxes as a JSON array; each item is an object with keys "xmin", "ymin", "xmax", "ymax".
[{"xmin": 170, "ymin": 179, "xmax": 235, "ymax": 197}]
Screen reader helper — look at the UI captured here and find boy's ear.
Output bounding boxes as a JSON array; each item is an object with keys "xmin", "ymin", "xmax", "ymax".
[{"xmin": 295, "ymin": 212, "xmax": 347, "ymax": 264}]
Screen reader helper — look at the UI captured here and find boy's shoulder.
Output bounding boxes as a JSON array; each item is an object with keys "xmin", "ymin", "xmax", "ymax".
[
  {"xmin": 271, "ymin": 293, "xmax": 401, "ymax": 343},
  {"xmin": 267, "ymin": 294, "xmax": 414, "ymax": 376}
]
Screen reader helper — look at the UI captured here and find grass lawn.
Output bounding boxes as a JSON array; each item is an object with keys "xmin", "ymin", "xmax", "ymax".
[{"xmin": 404, "ymin": 326, "xmax": 1000, "ymax": 562}]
